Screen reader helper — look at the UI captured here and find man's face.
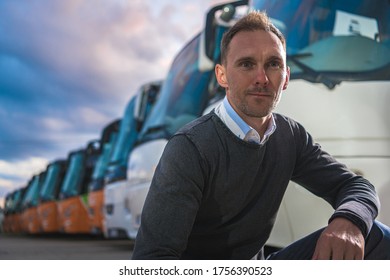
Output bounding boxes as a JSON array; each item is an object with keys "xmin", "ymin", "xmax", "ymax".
[{"xmin": 216, "ymin": 30, "xmax": 290, "ymax": 123}]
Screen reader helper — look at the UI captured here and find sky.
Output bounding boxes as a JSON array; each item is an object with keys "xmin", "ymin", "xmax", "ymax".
[{"xmin": 0, "ymin": 0, "xmax": 230, "ymax": 207}]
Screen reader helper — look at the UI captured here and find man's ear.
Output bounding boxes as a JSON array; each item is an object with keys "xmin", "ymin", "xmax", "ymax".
[
  {"xmin": 215, "ymin": 64, "xmax": 228, "ymax": 88},
  {"xmin": 283, "ymin": 66, "xmax": 290, "ymax": 90}
]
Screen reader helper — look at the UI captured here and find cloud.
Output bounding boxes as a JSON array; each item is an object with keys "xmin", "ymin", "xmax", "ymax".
[
  {"xmin": 41, "ymin": 117, "xmax": 73, "ymax": 132},
  {"xmin": 0, "ymin": 0, "xmax": 182, "ymax": 104},
  {"xmin": 0, "ymin": 157, "xmax": 49, "ymax": 201},
  {"xmin": 76, "ymin": 106, "xmax": 113, "ymax": 127},
  {"xmin": 0, "ymin": 157, "xmax": 48, "ymax": 179},
  {"xmin": 0, "ymin": 1, "xmax": 166, "ymax": 160},
  {"xmin": 0, "ymin": 0, "xmax": 230, "ymax": 199},
  {"xmin": 0, "ymin": 178, "xmax": 18, "ymax": 190}
]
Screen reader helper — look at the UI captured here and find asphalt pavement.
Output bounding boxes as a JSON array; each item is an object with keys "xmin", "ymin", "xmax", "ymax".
[{"xmin": 0, "ymin": 232, "xmax": 134, "ymax": 260}]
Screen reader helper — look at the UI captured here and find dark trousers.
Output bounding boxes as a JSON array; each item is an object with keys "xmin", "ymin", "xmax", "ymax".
[{"xmin": 267, "ymin": 221, "xmax": 390, "ymax": 260}]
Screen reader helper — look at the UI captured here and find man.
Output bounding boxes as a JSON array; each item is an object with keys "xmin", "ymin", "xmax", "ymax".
[{"xmin": 132, "ymin": 11, "xmax": 390, "ymax": 260}]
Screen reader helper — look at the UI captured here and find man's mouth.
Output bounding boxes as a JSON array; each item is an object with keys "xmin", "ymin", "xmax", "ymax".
[{"xmin": 247, "ymin": 88, "xmax": 272, "ymax": 97}]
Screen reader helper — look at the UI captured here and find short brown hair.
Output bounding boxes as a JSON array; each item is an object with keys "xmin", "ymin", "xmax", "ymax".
[{"xmin": 220, "ymin": 11, "xmax": 286, "ymax": 65}]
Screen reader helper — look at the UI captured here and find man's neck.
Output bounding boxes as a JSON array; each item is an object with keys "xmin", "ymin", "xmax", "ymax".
[
  {"xmin": 216, "ymin": 96, "xmax": 276, "ymax": 143},
  {"xmin": 238, "ymin": 113, "xmax": 271, "ymax": 140},
  {"xmin": 225, "ymin": 97, "xmax": 272, "ymax": 139}
]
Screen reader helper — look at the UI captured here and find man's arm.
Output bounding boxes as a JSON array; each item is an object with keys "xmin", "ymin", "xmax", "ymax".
[
  {"xmin": 291, "ymin": 121, "xmax": 379, "ymax": 231},
  {"xmin": 289, "ymin": 121, "xmax": 379, "ymax": 259},
  {"xmin": 132, "ymin": 134, "xmax": 205, "ymax": 259}
]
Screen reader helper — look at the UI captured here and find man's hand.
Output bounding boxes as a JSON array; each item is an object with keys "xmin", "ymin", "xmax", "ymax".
[{"xmin": 312, "ymin": 217, "xmax": 365, "ymax": 260}]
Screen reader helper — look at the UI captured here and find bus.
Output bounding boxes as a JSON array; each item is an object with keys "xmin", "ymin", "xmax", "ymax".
[
  {"xmin": 2, "ymin": 192, "xmax": 13, "ymax": 233},
  {"xmin": 88, "ymin": 119, "xmax": 121, "ymax": 235},
  {"xmin": 37, "ymin": 159, "xmax": 68, "ymax": 233},
  {"xmin": 0, "ymin": 206, "xmax": 3, "ymax": 233},
  {"xmin": 57, "ymin": 140, "xmax": 101, "ymax": 234},
  {"xmin": 242, "ymin": 0, "xmax": 390, "ymax": 248},
  {"xmin": 103, "ymin": 81, "xmax": 161, "ymax": 238},
  {"xmin": 8, "ymin": 186, "xmax": 28, "ymax": 233},
  {"xmin": 20, "ymin": 172, "xmax": 47, "ymax": 234}
]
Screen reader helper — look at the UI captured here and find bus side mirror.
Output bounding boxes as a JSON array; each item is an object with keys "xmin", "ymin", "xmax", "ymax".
[
  {"xmin": 204, "ymin": 0, "xmax": 248, "ymax": 61},
  {"xmin": 133, "ymin": 81, "xmax": 162, "ymax": 131},
  {"xmin": 199, "ymin": 0, "xmax": 248, "ymax": 71}
]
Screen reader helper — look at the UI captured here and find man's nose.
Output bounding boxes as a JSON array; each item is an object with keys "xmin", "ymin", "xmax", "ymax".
[{"xmin": 255, "ymin": 67, "xmax": 269, "ymax": 86}]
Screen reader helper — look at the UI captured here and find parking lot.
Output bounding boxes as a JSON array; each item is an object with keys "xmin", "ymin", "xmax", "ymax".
[{"xmin": 0, "ymin": 232, "xmax": 134, "ymax": 260}]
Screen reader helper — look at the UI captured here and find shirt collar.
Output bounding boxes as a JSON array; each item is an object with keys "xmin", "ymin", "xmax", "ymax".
[{"xmin": 215, "ymin": 96, "xmax": 276, "ymax": 144}]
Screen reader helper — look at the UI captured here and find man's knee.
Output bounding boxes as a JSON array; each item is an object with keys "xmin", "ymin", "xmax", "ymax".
[{"xmin": 365, "ymin": 220, "xmax": 390, "ymax": 260}]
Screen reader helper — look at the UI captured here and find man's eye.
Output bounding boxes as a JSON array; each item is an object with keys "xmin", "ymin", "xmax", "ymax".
[
  {"xmin": 268, "ymin": 61, "xmax": 282, "ymax": 69},
  {"xmin": 240, "ymin": 61, "xmax": 254, "ymax": 68}
]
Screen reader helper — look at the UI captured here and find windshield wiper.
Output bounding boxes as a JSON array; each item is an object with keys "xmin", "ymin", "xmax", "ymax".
[
  {"xmin": 288, "ymin": 53, "xmax": 340, "ymax": 90},
  {"xmin": 141, "ymin": 124, "xmax": 170, "ymax": 140}
]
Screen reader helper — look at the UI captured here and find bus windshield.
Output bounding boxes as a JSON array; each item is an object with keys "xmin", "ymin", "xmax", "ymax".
[
  {"xmin": 90, "ymin": 133, "xmax": 117, "ymax": 191},
  {"xmin": 4, "ymin": 193, "xmax": 12, "ymax": 213},
  {"xmin": 60, "ymin": 151, "xmax": 85, "ymax": 198},
  {"xmin": 140, "ymin": 34, "xmax": 214, "ymax": 140},
  {"xmin": 22, "ymin": 175, "xmax": 41, "ymax": 208},
  {"xmin": 5, "ymin": 191, "xmax": 19, "ymax": 214},
  {"xmin": 13, "ymin": 187, "xmax": 26, "ymax": 213},
  {"xmin": 40, "ymin": 161, "xmax": 64, "ymax": 202},
  {"xmin": 109, "ymin": 97, "xmax": 137, "ymax": 166},
  {"xmin": 251, "ymin": 0, "xmax": 390, "ymax": 88}
]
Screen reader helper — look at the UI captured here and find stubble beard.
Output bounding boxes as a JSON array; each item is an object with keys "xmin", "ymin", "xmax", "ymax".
[
  {"xmin": 237, "ymin": 88, "xmax": 281, "ymax": 119},
  {"xmin": 237, "ymin": 102, "xmax": 273, "ymax": 119}
]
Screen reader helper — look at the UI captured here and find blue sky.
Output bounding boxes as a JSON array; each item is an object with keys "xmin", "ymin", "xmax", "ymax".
[{"xmin": 0, "ymin": 0, "xmax": 227, "ymax": 207}]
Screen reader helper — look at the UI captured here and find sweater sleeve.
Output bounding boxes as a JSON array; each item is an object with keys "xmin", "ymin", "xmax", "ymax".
[
  {"xmin": 132, "ymin": 134, "xmax": 206, "ymax": 259},
  {"xmin": 290, "ymin": 121, "xmax": 379, "ymax": 237}
]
